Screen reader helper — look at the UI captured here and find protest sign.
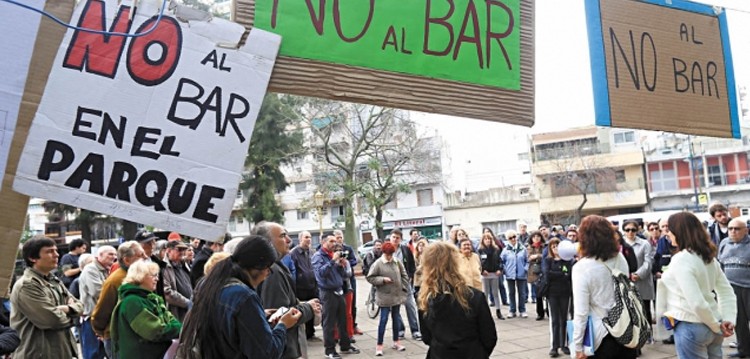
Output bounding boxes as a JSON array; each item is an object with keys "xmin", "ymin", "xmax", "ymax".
[
  {"xmin": 0, "ymin": 0, "xmax": 43, "ymax": 188},
  {"xmin": 13, "ymin": 0, "xmax": 281, "ymax": 240},
  {"xmin": 234, "ymin": 0, "xmax": 535, "ymax": 127},
  {"xmin": 585, "ymin": 0, "xmax": 740, "ymax": 138},
  {"xmin": 0, "ymin": 0, "xmax": 74, "ymax": 298}
]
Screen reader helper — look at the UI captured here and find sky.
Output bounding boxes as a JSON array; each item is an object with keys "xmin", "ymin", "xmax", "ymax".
[{"xmin": 413, "ymin": 0, "xmax": 750, "ymax": 193}]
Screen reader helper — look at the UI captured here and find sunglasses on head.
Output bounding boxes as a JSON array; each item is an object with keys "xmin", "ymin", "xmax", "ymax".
[{"xmin": 624, "ymin": 228, "xmax": 638, "ymax": 232}]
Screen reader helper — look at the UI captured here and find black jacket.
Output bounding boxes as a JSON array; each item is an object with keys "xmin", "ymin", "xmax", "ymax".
[
  {"xmin": 290, "ymin": 246, "xmax": 317, "ymax": 292},
  {"xmin": 478, "ymin": 247, "xmax": 502, "ymax": 273},
  {"xmin": 619, "ymin": 238, "xmax": 638, "ymax": 274},
  {"xmin": 419, "ymin": 287, "xmax": 497, "ymax": 359},
  {"xmin": 190, "ymin": 247, "xmax": 214, "ymax": 287},
  {"xmin": 0, "ymin": 324, "xmax": 20, "ymax": 355},
  {"xmin": 398, "ymin": 245, "xmax": 416, "ymax": 279},
  {"xmin": 543, "ymin": 257, "xmax": 573, "ymax": 297}
]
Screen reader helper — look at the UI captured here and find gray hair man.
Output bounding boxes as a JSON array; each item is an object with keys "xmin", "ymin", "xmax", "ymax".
[
  {"xmin": 718, "ymin": 218, "xmax": 750, "ymax": 358},
  {"xmin": 252, "ymin": 222, "xmax": 321, "ymax": 359},
  {"xmin": 79, "ymin": 245, "xmax": 116, "ymax": 359}
]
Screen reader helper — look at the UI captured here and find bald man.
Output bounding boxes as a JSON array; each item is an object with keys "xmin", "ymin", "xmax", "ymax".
[{"xmin": 719, "ymin": 218, "xmax": 750, "ymax": 358}]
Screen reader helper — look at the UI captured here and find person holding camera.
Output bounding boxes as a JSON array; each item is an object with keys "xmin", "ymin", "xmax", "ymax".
[{"xmin": 312, "ymin": 234, "xmax": 361, "ymax": 359}]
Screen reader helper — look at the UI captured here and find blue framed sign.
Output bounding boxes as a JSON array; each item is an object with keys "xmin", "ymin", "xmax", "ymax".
[{"xmin": 584, "ymin": 0, "xmax": 740, "ymax": 139}]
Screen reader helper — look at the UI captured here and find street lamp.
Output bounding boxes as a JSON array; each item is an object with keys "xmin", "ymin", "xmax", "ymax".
[{"xmin": 314, "ymin": 191, "xmax": 324, "ymax": 240}]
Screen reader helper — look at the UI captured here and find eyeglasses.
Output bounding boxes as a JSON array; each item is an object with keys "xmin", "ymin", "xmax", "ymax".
[
  {"xmin": 648, "ymin": 227, "xmax": 659, "ymax": 231},
  {"xmin": 507, "ymin": 236, "xmax": 516, "ymax": 239},
  {"xmin": 728, "ymin": 227, "xmax": 745, "ymax": 231},
  {"xmin": 624, "ymin": 228, "xmax": 638, "ymax": 232}
]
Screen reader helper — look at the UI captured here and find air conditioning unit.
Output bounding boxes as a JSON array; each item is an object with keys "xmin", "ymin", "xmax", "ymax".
[{"xmin": 661, "ymin": 148, "xmax": 673, "ymax": 155}]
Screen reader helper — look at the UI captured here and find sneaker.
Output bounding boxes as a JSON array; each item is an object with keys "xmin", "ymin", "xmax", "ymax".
[
  {"xmin": 561, "ymin": 347, "xmax": 571, "ymax": 355},
  {"xmin": 392, "ymin": 342, "xmax": 406, "ymax": 352},
  {"xmin": 732, "ymin": 342, "xmax": 739, "ymax": 348},
  {"xmin": 340, "ymin": 346, "xmax": 361, "ymax": 355},
  {"xmin": 324, "ymin": 351, "xmax": 342, "ymax": 359},
  {"xmin": 375, "ymin": 345, "xmax": 384, "ymax": 356},
  {"xmin": 662, "ymin": 335, "xmax": 674, "ymax": 345},
  {"xmin": 412, "ymin": 332, "xmax": 422, "ymax": 340},
  {"xmin": 398, "ymin": 331, "xmax": 405, "ymax": 339},
  {"xmin": 520, "ymin": 312, "xmax": 528, "ymax": 318},
  {"xmin": 536, "ymin": 316, "xmax": 544, "ymax": 321}
]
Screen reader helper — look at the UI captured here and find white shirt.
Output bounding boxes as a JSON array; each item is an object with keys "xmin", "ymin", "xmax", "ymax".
[
  {"xmin": 656, "ymin": 250, "xmax": 736, "ymax": 333},
  {"xmin": 571, "ymin": 253, "xmax": 629, "ymax": 352}
]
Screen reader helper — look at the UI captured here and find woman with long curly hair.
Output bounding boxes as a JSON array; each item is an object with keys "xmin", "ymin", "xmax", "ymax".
[{"xmin": 417, "ymin": 242, "xmax": 497, "ymax": 359}]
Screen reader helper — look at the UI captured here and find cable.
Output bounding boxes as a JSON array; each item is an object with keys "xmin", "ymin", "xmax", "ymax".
[{"xmin": 0, "ymin": 0, "xmax": 167, "ymax": 38}]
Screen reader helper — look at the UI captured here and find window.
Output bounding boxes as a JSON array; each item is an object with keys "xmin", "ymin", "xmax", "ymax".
[
  {"xmin": 417, "ymin": 189, "xmax": 433, "ymax": 206},
  {"xmin": 613, "ymin": 131, "xmax": 636, "ymax": 145},
  {"xmin": 615, "ymin": 170, "xmax": 626, "ymax": 183},
  {"xmin": 237, "ymin": 215, "xmax": 244, "ymax": 224},
  {"xmin": 228, "ymin": 216, "xmax": 237, "ymax": 232},
  {"xmin": 707, "ymin": 165, "xmax": 726, "ymax": 186},
  {"xmin": 296, "ymin": 210, "xmax": 309, "ymax": 220},
  {"xmin": 330, "ymin": 206, "xmax": 345, "ymax": 220},
  {"xmin": 518, "ymin": 152, "xmax": 530, "ymax": 161},
  {"xmin": 650, "ymin": 169, "xmax": 677, "ymax": 192},
  {"xmin": 294, "ymin": 182, "xmax": 307, "ymax": 193},
  {"xmin": 384, "ymin": 195, "xmax": 397, "ymax": 210},
  {"xmin": 236, "ymin": 190, "xmax": 243, "ymax": 199},
  {"xmin": 519, "ymin": 187, "xmax": 530, "ymax": 196}
]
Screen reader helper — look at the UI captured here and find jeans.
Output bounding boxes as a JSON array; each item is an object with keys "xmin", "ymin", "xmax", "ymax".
[
  {"xmin": 103, "ymin": 338, "xmax": 116, "ymax": 359},
  {"xmin": 674, "ymin": 321, "xmax": 724, "ymax": 359},
  {"xmin": 377, "ymin": 305, "xmax": 402, "ymax": 345},
  {"xmin": 81, "ymin": 319, "xmax": 107, "ymax": 359},
  {"xmin": 507, "ymin": 279, "xmax": 528, "ymax": 314},
  {"xmin": 397, "ymin": 284, "xmax": 420, "ymax": 336},
  {"xmin": 499, "ymin": 275, "xmax": 508, "ymax": 304}
]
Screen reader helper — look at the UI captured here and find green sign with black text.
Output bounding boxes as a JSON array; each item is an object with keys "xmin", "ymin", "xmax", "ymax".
[{"xmin": 254, "ymin": 0, "xmax": 521, "ymax": 90}]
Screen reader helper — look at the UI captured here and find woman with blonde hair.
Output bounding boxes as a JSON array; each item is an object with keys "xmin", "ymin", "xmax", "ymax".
[
  {"xmin": 418, "ymin": 242, "xmax": 496, "ymax": 359},
  {"xmin": 112, "ymin": 261, "xmax": 181, "ymax": 359}
]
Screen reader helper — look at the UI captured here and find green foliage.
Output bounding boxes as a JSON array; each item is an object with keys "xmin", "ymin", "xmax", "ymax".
[{"xmin": 241, "ymin": 94, "xmax": 304, "ymax": 224}]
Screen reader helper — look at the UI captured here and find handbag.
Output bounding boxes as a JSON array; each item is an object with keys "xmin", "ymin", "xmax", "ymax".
[{"xmin": 530, "ymin": 262, "xmax": 542, "ymax": 275}]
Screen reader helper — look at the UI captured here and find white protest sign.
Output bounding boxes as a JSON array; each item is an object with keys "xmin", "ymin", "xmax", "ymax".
[
  {"xmin": 0, "ymin": 0, "xmax": 43, "ymax": 188},
  {"xmin": 14, "ymin": 0, "xmax": 281, "ymax": 239}
]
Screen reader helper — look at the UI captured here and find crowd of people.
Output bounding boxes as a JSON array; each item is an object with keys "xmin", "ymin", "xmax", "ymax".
[{"xmin": 1, "ymin": 202, "xmax": 748, "ymax": 359}]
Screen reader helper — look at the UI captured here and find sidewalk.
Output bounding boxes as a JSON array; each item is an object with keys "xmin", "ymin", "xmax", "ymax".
[{"xmin": 305, "ymin": 277, "xmax": 729, "ymax": 358}]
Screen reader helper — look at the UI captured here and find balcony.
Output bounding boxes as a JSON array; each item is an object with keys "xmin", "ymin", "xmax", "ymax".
[
  {"xmin": 538, "ymin": 179, "xmax": 647, "ymax": 214},
  {"xmin": 533, "ymin": 150, "xmax": 644, "ymax": 177}
]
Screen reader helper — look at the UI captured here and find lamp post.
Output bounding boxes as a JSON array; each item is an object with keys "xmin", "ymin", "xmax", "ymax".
[{"xmin": 314, "ymin": 191, "xmax": 324, "ymax": 240}]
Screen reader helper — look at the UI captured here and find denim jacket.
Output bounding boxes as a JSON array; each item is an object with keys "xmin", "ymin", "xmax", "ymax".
[{"xmin": 501, "ymin": 244, "xmax": 528, "ymax": 280}]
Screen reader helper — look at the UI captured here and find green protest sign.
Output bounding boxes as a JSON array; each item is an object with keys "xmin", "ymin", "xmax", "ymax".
[{"xmin": 255, "ymin": 0, "xmax": 521, "ymax": 90}]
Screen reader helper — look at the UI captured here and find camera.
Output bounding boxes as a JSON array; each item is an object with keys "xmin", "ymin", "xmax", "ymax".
[{"xmin": 337, "ymin": 250, "xmax": 349, "ymax": 258}]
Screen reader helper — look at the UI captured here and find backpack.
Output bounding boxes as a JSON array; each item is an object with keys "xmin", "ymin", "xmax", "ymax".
[{"xmin": 601, "ymin": 263, "xmax": 652, "ymax": 349}]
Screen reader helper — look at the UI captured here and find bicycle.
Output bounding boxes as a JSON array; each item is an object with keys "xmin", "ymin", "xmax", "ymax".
[{"xmin": 366, "ymin": 286, "xmax": 379, "ymax": 319}]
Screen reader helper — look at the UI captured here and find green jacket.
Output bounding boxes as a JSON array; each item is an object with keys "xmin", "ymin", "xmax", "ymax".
[
  {"xmin": 10, "ymin": 268, "xmax": 83, "ymax": 359},
  {"xmin": 112, "ymin": 283, "xmax": 181, "ymax": 359}
]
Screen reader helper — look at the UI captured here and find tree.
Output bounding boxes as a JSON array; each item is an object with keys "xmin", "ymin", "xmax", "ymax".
[
  {"xmin": 300, "ymin": 99, "xmax": 442, "ymax": 245},
  {"xmin": 240, "ymin": 94, "xmax": 304, "ymax": 224},
  {"xmin": 538, "ymin": 144, "xmax": 617, "ymax": 225},
  {"xmin": 42, "ymin": 202, "xmax": 97, "ymax": 247}
]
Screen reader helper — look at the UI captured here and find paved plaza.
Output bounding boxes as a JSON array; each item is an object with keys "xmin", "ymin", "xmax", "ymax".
[{"xmin": 306, "ymin": 277, "xmax": 735, "ymax": 358}]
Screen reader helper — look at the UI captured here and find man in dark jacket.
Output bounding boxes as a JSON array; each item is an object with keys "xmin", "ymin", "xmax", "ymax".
[
  {"xmin": 291, "ymin": 230, "xmax": 320, "ymax": 340},
  {"xmin": 162, "ymin": 241, "xmax": 192, "ymax": 321},
  {"xmin": 708, "ymin": 203, "xmax": 731, "ymax": 246},
  {"xmin": 313, "ymin": 234, "xmax": 361, "ymax": 358},
  {"xmin": 189, "ymin": 234, "xmax": 226, "ymax": 287},
  {"xmin": 254, "ymin": 222, "xmax": 320, "ymax": 359}
]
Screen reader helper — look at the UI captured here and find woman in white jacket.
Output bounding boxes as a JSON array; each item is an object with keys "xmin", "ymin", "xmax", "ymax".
[{"xmin": 656, "ymin": 212, "xmax": 736, "ymax": 359}]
